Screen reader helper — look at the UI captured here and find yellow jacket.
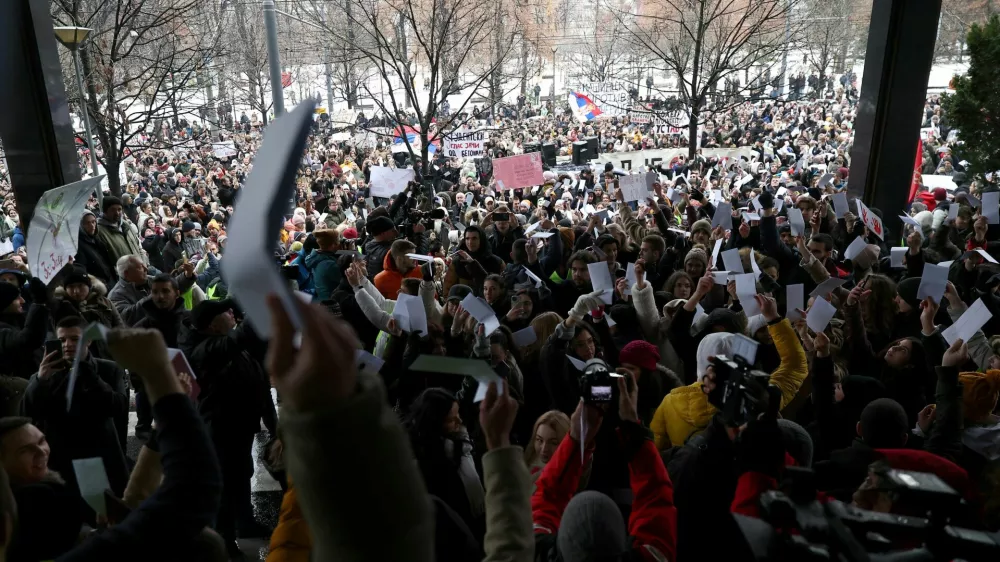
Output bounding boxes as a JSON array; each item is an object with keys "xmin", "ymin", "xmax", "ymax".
[
  {"xmin": 266, "ymin": 480, "xmax": 312, "ymax": 562},
  {"xmin": 650, "ymin": 319, "xmax": 808, "ymax": 450}
]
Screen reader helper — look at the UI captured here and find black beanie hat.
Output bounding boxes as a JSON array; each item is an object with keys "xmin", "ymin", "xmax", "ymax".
[
  {"xmin": 0, "ymin": 283, "xmax": 20, "ymax": 312},
  {"xmin": 859, "ymin": 398, "xmax": 909, "ymax": 448},
  {"xmin": 182, "ymin": 220, "xmax": 197, "ymax": 233},
  {"xmin": 896, "ymin": 277, "xmax": 921, "ymax": 308},
  {"xmin": 447, "ymin": 284, "xmax": 473, "ymax": 302},
  {"xmin": 102, "ymin": 196, "xmax": 123, "ymax": 212},
  {"xmin": 63, "ymin": 267, "xmax": 92, "ymax": 289}
]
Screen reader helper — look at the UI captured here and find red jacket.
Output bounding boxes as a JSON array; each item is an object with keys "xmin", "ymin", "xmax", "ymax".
[
  {"xmin": 372, "ymin": 252, "xmax": 423, "ymax": 299},
  {"xmin": 915, "ymin": 191, "xmax": 938, "ymax": 211},
  {"xmin": 532, "ymin": 425, "xmax": 678, "ymax": 562}
]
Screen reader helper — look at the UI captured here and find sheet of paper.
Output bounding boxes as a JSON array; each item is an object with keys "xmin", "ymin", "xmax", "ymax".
[
  {"xmin": 983, "ymin": 191, "xmax": 1000, "ymax": 224},
  {"xmin": 460, "ymin": 294, "xmax": 501, "ymax": 336},
  {"xmin": 587, "ymin": 262, "xmax": 615, "ymax": 305},
  {"xmin": 531, "ymin": 232, "xmax": 554, "ymax": 239},
  {"xmin": 523, "ymin": 266, "xmax": 544, "ymax": 288},
  {"xmin": 806, "ymin": 297, "xmax": 837, "ymax": 333},
  {"xmin": 750, "ymin": 254, "xmax": 762, "ymax": 278},
  {"xmin": 942, "ymin": 298, "xmax": 993, "ymax": 346},
  {"xmin": 66, "ymin": 322, "xmax": 109, "ymax": 411},
  {"xmin": 567, "ymin": 355, "xmax": 587, "ymax": 371},
  {"xmin": 713, "ymin": 271, "xmax": 730, "ymax": 285},
  {"xmin": 786, "ymin": 284, "xmax": 804, "ymax": 321},
  {"xmin": 711, "ymin": 238, "xmax": 724, "ymax": 267},
  {"xmin": 917, "ymin": 263, "xmax": 949, "ymax": 304},
  {"xmin": 974, "ymin": 249, "xmax": 999, "ymax": 264},
  {"xmin": 370, "ymin": 166, "xmax": 416, "ymax": 198},
  {"xmin": 712, "ymin": 202, "xmax": 734, "ymax": 231},
  {"xmin": 776, "ymin": 186, "xmax": 788, "ymax": 199},
  {"xmin": 220, "ymin": 101, "xmax": 316, "ymax": 338},
  {"xmin": 405, "ymin": 253, "xmax": 435, "ymax": 262},
  {"xmin": 890, "ymin": 247, "xmax": 906, "ymax": 268},
  {"xmin": 403, "ymin": 293, "xmax": 430, "ymax": 335},
  {"xmin": 946, "ymin": 204, "xmax": 959, "ymax": 223},
  {"xmin": 73, "ymin": 457, "xmax": 111, "ymax": 517},
  {"xmin": 512, "ymin": 326, "xmax": 537, "ymax": 347},
  {"xmin": 356, "ymin": 349, "xmax": 385, "ymax": 376},
  {"xmin": 692, "ymin": 303, "xmax": 707, "ymax": 326},
  {"xmin": 742, "ymin": 212, "xmax": 761, "ymax": 222},
  {"xmin": 844, "ymin": 236, "xmax": 868, "ymax": 260},
  {"xmin": 735, "ymin": 273, "xmax": 761, "ymax": 316},
  {"xmin": 787, "ymin": 208, "xmax": 805, "ymax": 236},
  {"xmin": 809, "ymin": 277, "xmax": 847, "ymax": 298},
  {"xmin": 408, "ymin": 355, "xmax": 502, "ymax": 403},
  {"xmin": 721, "ymin": 248, "xmax": 745, "ymax": 274},
  {"xmin": 524, "ymin": 221, "xmax": 541, "ymax": 235},
  {"xmin": 619, "ymin": 173, "xmax": 647, "ymax": 202},
  {"xmin": 832, "ymin": 192, "xmax": 849, "ymax": 219}
]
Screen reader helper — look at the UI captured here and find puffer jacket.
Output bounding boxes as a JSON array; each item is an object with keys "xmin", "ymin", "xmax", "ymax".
[
  {"xmin": 364, "ymin": 238, "xmax": 393, "ymax": 280},
  {"xmin": 95, "ymin": 216, "xmax": 145, "ymax": 265},
  {"xmin": 373, "ymin": 251, "xmax": 422, "ymax": 299},
  {"xmin": 266, "ymin": 480, "xmax": 311, "ymax": 562},
  {"xmin": 649, "ymin": 319, "xmax": 808, "ymax": 450}
]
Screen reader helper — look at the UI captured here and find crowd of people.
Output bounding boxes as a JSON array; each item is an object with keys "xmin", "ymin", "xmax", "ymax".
[{"xmin": 0, "ymin": 90, "xmax": 995, "ymax": 562}]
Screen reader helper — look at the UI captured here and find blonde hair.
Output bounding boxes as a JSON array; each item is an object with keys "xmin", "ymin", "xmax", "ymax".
[
  {"xmin": 524, "ymin": 410, "xmax": 570, "ymax": 466},
  {"xmin": 522, "ymin": 312, "xmax": 563, "ymax": 364}
]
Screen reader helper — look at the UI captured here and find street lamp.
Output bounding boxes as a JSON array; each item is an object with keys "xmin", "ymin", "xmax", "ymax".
[
  {"xmin": 53, "ymin": 26, "xmax": 101, "ymax": 192},
  {"xmin": 550, "ymin": 47, "xmax": 557, "ymax": 105}
]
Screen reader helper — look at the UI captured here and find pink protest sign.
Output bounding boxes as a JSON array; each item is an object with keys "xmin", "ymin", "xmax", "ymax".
[{"xmin": 492, "ymin": 153, "xmax": 544, "ymax": 189}]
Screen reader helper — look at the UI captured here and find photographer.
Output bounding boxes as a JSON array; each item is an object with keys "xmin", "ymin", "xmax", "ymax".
[{"xmin": 532, "ymin": 371, "xmax": 677, "ymax": 562}]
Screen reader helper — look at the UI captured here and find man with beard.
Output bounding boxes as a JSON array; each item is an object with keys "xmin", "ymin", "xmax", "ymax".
[{"xmin": 75, "ymin": 211, "xmax": 116, "ymax": 284}]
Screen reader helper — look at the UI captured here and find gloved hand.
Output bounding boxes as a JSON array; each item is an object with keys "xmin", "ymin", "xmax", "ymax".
[
  {"xmin": 734, "ymin": 386, "xmax": 785, "ymax": 478},
  {"xmin": 421, "ymin": 261, "xmax": 434, "ymax": 282},
  {"xmin": 568, "ymin": 290, "xmax": 606, "ymax": 323},
  {"xmin": 28, "ymin": 277, "xmax": 48, "ymax": 304},
  {"xmin": 757, "ymin": 189, "xmax": 774, "ymax": 209}
]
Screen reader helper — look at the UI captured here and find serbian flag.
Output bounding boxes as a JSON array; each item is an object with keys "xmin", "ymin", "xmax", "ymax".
[
  {"xmin": 908, "ymin": 138, "xmax": 923, "ymax": 203},
  {"xmin": 281, "ymin": 71, "xmax": 293, "ymax": 88},
  {"xmin": 568, "ymin": 92, "xmax": 602, "ymax": 122},
  {"xmin": 391, "ymin": 125, "xmax": 439, "ymax": 155}
]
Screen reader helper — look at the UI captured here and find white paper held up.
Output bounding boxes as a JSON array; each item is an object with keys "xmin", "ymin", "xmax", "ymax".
[
  {"xmin": 512, "ymin": 326, "xmax": 537, "ymax": 347},
  {"xmin": 941, "ymin": 299, "xmax": 993, "ymax": 346},
  {"xmin": 587, "ymin": 262, "xmax": 615, "ymax": 305},
  {"xmin": 806, "ymin": 297, "xmax": 837, "ymax": 333},
  {"xmin": 220, "ymin": 101, "xmax": 316, "ymax": 338},
  {"xmin": 983, "ymin": 191, "xmax": 1000, "ymax": 225},
  {"xmin": 787, "ymin": 208, "xmax": 805, "ymax": 237},
  {"xmin": 735, "ymin": 273, "xmax": 761, "ymax": 316},
  {"xmin": 73, "ymin": 457, "xmax": 111, "ymax": 517},
  {"xmin": 786, "ymin": 284, "xmax": 804, "ymax": 321},
  {"xmin": 890, "ymin": 247, "xmax": 907, "ymax": 268},
  {"xmin": 721, "ymin": 248, "xmax": 745, "ymax": 274},
  {"xmin": 843, "ymin": 236, "xmax": 868, "ymax": 261},
  {"xmin": 916, "ymin": 263, "xmax": 949, "ymax": 304},
  {"xmin": 461, "ymin": 294, "xmax": 501, "ymax": 336},
  {"xmin": 66, "ymin": 322, "xmax": 109, "ymax": 411}
]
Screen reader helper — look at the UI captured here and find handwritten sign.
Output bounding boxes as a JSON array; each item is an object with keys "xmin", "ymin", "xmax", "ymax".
[
  {"xmin": 369, "ymin": 166, "xmax": 415, "ymax": 198},
  {"xmin": 492, "ymin": 153, "xmax": 544, "ymax": 189},
  {"xmin": 856, "ymin": 200, "xmax": 885, "ymax": 240},
  {"xmin": 27, "ymin": 176, "xmax": 104, "ymax": 285},
  {"xmin": 443, "ymin": 129, "xmax": 486, "ymax": 158}
]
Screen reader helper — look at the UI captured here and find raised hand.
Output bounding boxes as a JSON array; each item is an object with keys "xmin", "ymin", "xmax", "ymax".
[{"xmin": 479, "ymin": 380, "xmax": 518, "ymax": 450}]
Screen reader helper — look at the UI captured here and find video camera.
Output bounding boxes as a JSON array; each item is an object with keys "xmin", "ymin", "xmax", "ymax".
[
  {"xmin": 580, "ymin": 358, "xmax": 616, "ymax": 404},
  {"xmin": 707, "ymin": 350, "xmax": 772, "ymax": 427},
  {"xmin": 735, "ymin": 466, "xmax": 1000, "ymax": 562}
]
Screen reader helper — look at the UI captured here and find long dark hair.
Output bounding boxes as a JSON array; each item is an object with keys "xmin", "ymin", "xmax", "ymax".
[{"xmin": 404, "ymin": 388, "xmax": 466, "ymax": 469}]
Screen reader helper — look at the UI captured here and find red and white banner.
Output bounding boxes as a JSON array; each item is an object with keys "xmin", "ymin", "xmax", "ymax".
[{"xmin": 857, "ymin": 200, "xmax": 885, "ymax": 241}]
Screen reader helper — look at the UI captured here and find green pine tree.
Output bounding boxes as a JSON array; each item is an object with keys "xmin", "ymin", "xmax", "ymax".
[{"xmin": 943, "ymin": 15, "xmax": 1000, "ymax": 178}]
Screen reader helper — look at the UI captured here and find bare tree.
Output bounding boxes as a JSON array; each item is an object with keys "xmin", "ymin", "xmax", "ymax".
[
  {"xmin": 226, "ymin": 0, "xmax": 274, "ymax": 124},
  {"xmin": 51, "ymin": 0, "xmax": 226, "ymax": 195},
  {"xmin": 798, "ymin": 0, "xmax": 869, "ymax": 97},
  {"xmin": 300, "ymin": 0, "xmax": 517, "ymax": 175},
  {"xmin": 566, "ymin": 9, "xmax": 639, "ymax": 83},
  {"xmin": 610, "ymin": 0, "xmax": 800, "ymax": 158}
]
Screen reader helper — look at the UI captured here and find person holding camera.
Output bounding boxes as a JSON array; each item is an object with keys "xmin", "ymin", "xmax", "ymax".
[{"xmin": 532, "ymin": 371, "xmax": 677, "ymax": 562}]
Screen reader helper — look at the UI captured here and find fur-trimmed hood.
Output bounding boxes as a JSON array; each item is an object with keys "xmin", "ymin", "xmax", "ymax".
[{"xmin": 53, "ymin": 275, "xmax": 109, "ymax": 300}]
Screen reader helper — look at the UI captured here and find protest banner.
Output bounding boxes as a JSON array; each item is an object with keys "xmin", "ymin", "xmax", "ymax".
[
  {"xmin": 212, "ymin": 141, "xmax": 237, "ymax": 158},
  {"xmin": 572, "ymin": 82, "xmax": 632, "ymax": 117},
  {"xmin": 492, "ymin": 153, "xmax": 545, "ymax": 189},
  {"xmin": 443, "ymin": 129, "xmax": 486, "ymax": 158},
  {"xmin": 27, "ymin": 176, "xmax": 104, "ymax": 285},
  {"xmin": 370, "ymin": 166, "xmax": 416, "ymax": 197},
  {"xmin": 591, "ymin": 147, "xmax": 753, "ymax": 171}
]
